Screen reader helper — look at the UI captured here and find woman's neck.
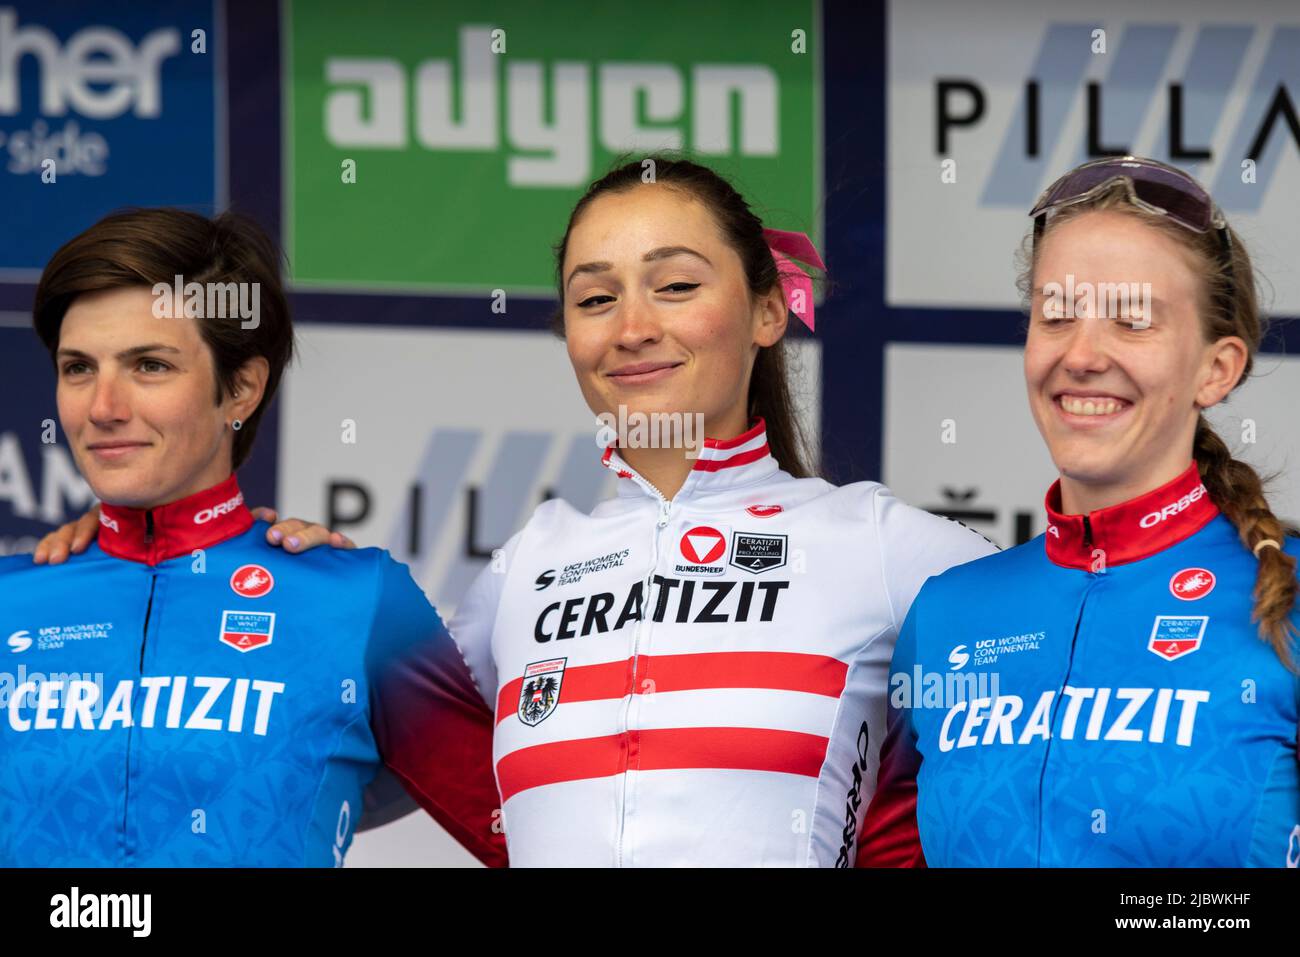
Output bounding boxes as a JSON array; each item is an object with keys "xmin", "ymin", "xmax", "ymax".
[
  {"xmin": 616, "ymin": 410, "xmax": 750, "ymax": 501},
  {"xmin": 619, "ymin": 445, "xmax": 696, "ymax": 500},
  {"xmin": 1057, "ymin": 457, "xmax": 1195, "ymax": 515}
]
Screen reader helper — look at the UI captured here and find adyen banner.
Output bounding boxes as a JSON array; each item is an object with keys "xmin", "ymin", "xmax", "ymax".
[
  {"xmin": 0, "ymin": 1, "xmax": 222, "ymax": 278},
  {"xmin": 284, "ymin": 0, "xmax": 821, "ymax": 293}
]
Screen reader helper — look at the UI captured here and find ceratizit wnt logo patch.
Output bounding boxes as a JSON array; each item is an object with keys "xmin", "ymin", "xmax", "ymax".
[{"xmin": 729, "ymin": 532, "xmax": 787, "ymax": 573}]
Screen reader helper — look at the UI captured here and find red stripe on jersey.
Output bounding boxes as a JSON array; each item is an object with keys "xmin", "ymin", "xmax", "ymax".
[
  {"xmin": 691, "ymin": 444, "xmax": 770, "ymax": 472},
  {"xmin": 496, "ymin": 651, "xmax": 848, "ymax": 724},
  {"xmin": 496, "ymin": 726, "xmax": 831, "ymax": 802},
  {"xmin": 702, "ymin": 417, "xmax": 767, "ymax": 450}
]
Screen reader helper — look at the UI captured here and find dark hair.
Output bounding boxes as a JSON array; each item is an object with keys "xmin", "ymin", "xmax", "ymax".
[
  {"xmin": 32, "ymin": 207, "xmax": 294, "ymax": 470},
  {"xmin": 550, "ymin": 154, "xmax": 819, "ymax": 479},
  {"xmin": 1019, "ymin": 179, "xmax": 1298, "ymax": 670}
]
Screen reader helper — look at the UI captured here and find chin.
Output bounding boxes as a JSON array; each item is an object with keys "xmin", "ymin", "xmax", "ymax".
[
  {"xmin": 82, "ymin": 466, "xmax": 162, "ymax": 509},
  {"xmin": 1050, "ymin": 442, "xmax": 1128, "ymax": 488},
  {"xmin": 603, "ymin": 392, "xmax": 699, "ymax": 420}
]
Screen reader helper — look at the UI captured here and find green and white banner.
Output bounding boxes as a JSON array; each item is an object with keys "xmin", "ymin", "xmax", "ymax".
[{"xmin": 285, "ymin": 0, "xmax": 821, "ymax": 293}]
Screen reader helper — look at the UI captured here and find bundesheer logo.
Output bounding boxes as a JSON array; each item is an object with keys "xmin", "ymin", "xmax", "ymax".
[
  {"xmin": 729, "ymin": 532, "xmax": 787, "ymax": 573},
  {"xmin": 518, "ymin": 658, "xmax": 566, "ymax": 727},
  {"xmin": 675, "ymin": 525, "xmax": 729, "ymax": 576}
]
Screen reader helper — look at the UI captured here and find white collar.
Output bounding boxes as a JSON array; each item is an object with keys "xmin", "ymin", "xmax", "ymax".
[{"xmin": 602, "ymin": 418, "xmax": 781, "ymax": 503}]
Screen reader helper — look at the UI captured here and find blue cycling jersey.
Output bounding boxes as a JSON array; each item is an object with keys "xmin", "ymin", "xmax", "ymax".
[
  {"xmin": 861, "ymin": 463, "xmax": 1300, "ymax": 867},
  {"xmin": 0, "ymin": 474, "xmax": 505, "ymax": 867}
]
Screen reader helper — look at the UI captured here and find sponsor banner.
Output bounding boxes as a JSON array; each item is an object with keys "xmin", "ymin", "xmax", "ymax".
[
  {"xmin": 277, "ymin": 324, "xmax": 819, "ymax": 612},
  {"xmin": 882, "ymin": 343, "xmax": 1300, "ymax": 548},
  {"xmin": 0, "ymin": 0, "xmax": 222, "ymax": 277},
  {"xmin": 284, "ymin": 0, "xmax": 820, "ymax": 292},
  {"xmin": 0, "ymin": 324, "xmax": 95, "ymax": 554},
  {"xmin": 887, "ymin": 0, "xmax": 1300, "ymax": 312}
]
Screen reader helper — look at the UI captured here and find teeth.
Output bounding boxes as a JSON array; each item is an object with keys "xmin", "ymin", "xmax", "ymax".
[{"xmin": 1060, "ymin": 396, "xmax": 1123, "ymax": 416}]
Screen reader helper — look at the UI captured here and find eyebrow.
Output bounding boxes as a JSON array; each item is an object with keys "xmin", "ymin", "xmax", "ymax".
[
  {"xmin": 56, "ymin": 344, "xmax": 183, "ymax": 362},
  {"xmin": 566, "ymin": 246, "xmax": 713, "ymax": 289}
]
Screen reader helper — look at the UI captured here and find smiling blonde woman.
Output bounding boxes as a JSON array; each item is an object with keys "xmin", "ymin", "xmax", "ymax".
[{"xmin": 860, "ymin": 157, "xmax": 1300, "ymax": 868}]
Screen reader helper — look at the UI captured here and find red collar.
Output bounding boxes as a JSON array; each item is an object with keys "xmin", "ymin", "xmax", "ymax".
[
  {"xmin": 1043, "ymin": 461, "xmax": 1219, "ymax": 569},
  {"xmin": 602, "ymin": 418, "xmax": 777, "ymax": 497},
  {"xmin": 602, "ymin": 417, "xmax": 771, "ymax": 476},
  {"xmin": 98, "ymin": 473, "xmax": 254, "ymax": 565}
]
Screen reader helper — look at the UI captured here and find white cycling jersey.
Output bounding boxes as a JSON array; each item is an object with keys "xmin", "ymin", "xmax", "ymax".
[{"xmin": 450, "ymin": 420, "xmax": 995, "ymax": 866}]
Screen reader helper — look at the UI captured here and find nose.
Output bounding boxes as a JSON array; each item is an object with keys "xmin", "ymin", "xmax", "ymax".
[
  {"xmin": 1060, "ymin": 316, "xmax": 1110, "ymax": 377},
  {"xmin": 614, "ymin": 294, "xmax": 663, "ymax": 350},
  {"xmin": 87, "ymin": 369, "xmax": 131, "ymax": 427}
]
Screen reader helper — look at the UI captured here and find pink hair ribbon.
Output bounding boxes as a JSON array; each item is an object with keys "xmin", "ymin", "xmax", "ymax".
[{"xmin": 762, "ymin": 228, "xmax": 826, "ymax": 331}]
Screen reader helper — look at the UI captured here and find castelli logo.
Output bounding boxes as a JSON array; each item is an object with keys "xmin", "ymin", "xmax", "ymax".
[
  {"xmin": 745, "ymin": 504, "xmax": 783, "ymax": 518},
  {"xmin": 1170, "ymin": 567, "xmax": 1215, "ymax": 601},
  {"xmin": 231, "ymin": 564, "xmax": 274, "ymax": 598}
]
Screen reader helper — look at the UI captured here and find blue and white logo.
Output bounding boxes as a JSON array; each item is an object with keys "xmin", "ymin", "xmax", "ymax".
[{"xmin": 219, "ymin": 610, "xmax": 275, "ymax": 653}]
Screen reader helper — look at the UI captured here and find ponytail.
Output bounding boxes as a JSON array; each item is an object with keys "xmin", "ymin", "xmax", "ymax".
[
  {"xmin": 749, "ymin": 340, "xmax": 812, "ymax": 478},
  {"xmin": 1194, "ymin": 417, "xmax": 1299, "ymax": 671}
]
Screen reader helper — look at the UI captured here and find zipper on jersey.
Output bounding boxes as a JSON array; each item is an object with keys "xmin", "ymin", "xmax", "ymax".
[
  {"xmin": 615, "ymin": 480, "xmax": 672, "ymax": 867},
  {"xmin": 1081, "ymin": 515, "xmax": 1093, "ymax": 549},
  {"xmin": 121, "ymin": 569, "xmax": 158, "ymax": 863},
  {"xmin": 1034, "ymin": 581, "xmax": 1091, "ymax": 866}
]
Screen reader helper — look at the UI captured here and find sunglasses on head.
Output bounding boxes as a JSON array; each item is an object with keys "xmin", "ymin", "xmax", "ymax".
[{"xmin": 1029, "ymin": 155, "xmax": 1234, "ymax": 305}]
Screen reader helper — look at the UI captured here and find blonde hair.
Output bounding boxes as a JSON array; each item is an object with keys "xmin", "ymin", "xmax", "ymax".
[{"xmin": 1018, "ymin": 182, "xmax": 1298, "ymax": 670}]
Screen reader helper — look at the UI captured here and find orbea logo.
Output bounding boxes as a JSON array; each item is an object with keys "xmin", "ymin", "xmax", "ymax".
[
  {"xmin": 323, "ymin": 25, "xmax": 779, "ymax": 187},
  {"xmin": 595, "ymin": 406, "xmax": 705, "ymax": 459},
  {"xmin": 195, "ymin": 493, "xmax": 243, "ymax": 525},
  {"xmin": 1041, "ymin": 274, "xmax": 1152, "ymax": 328},
  {"xmin": 1140, "ymin": 484, "xmax": 1207, "ymax": 528},
  {"xmin": 152, "ymin": 276, "xmax": 260, "ymax": 329}
]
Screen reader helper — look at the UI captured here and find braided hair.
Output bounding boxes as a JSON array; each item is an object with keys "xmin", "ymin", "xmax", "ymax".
[{"xmin": 1019, "ymin": 180, "xmax": 1298, "ymax": 670}]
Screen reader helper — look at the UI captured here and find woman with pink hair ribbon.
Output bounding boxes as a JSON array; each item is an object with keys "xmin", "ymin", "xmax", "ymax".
[{"xmin": 38, "ymin": 155, "xmax": 996, "ymax": 867}]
